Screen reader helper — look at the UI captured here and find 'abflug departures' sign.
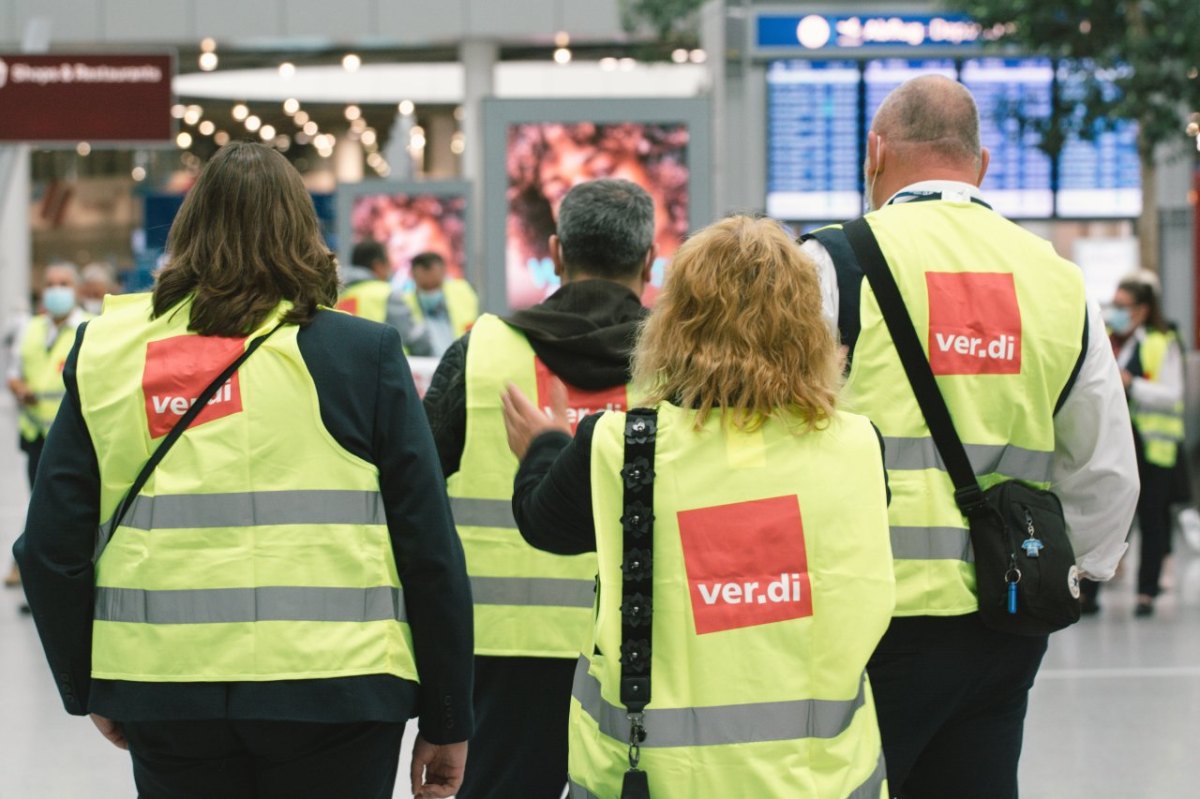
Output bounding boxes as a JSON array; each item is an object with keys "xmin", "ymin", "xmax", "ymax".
[{"xmin": 0, "ymin": 53, "xmax": 173, "ymax": 142}]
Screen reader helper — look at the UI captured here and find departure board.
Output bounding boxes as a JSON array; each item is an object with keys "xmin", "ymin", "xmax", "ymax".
[
  {"xmin": 1057, "ymin": 67, "xmax": 1141, "ymax": 217},
  {"xmin": 766, "ymin": 60, "xmax": 862, "ymax": 220},
  {"xmin": 764, "ymin": 57, "xmax": 1141, "ymax": 220},
  {"xmin": 961, "ymin": 58, "xmax": 1054, "ymax": 218}
]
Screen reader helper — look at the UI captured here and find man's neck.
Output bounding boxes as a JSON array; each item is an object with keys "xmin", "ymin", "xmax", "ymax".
[{"xmin": 563, "ymin": 272, "xmax": 642, "ymax": 296}]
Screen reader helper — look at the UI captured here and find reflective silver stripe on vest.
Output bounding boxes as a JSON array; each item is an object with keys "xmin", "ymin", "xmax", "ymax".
[
  {"xmin": 883, "ymin": 437, "xmax": 1053, "ymax": 483},
  {"xmin": 567, "ymin": 780, "xmax": 599, "ymax": 799},
  {"xmin": 471, "ymin": 576, "xmax": 595, "ymax": 608},
  {"xmin": 846, "ymin": 751, "xmax": 888, "ymax": 799},
  {"xmin": 35, "ymin": 390, "xmax": 66, "ymax": 400},
  {"xmin": 94, "ymin": 585, "xmax": 406, "ymax": 624},
  {"xmin": 99, "ymin": 489, "xmax": 386, "ymax": 544},
  {"xmin": 572, "ymin": 657, "xmax": 867, "ymax": 748},
  {"xmin": 450, "ymin": 496, "xmax": 517, "ymax": 529},
  {"xmin": 1140, "ymin": 429, "xmax": 1184, "ymax": 443},
  {"xmin": 890, "ymin": 526, "xmax": 974, "ymax": 563}
]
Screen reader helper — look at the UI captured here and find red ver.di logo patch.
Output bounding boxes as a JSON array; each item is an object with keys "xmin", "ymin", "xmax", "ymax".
[
  {"xmin": 926, "ymin": 272, "xmax": 1022, "ymax": 376},
  {"xmin": 678, "ymin": 495, "xmax": 813, "ymax": 635},
  {"xmin": 142, "ymin": 335, "xmax": 247, "ymax": 438},
  {"xmin": 535, "ymin": 358, "xmax": 627, "ymax": 434},
  {"xmin": 921, "ymin": 272, "xmax": 1017, "ymax": 374}
]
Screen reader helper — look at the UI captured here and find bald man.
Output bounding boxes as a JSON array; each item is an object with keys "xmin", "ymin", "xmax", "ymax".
[{"xmin": 800, "ymin": 76, "xmax": 1138, "ymax": 797}]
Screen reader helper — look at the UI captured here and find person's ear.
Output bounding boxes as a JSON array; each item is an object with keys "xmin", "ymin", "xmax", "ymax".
[
  {"xmin": 549, "ymin": 234, "xmax": 565, "ymax": 278},
  {"xmin": 976, "ymin": 147, "xmax": 991, "ymax": 186},
  {"xmin": 641, "ymin": 245, "xmax": 657, "ymax": 286},
  {"xmin": 866, "ymin": 131, "xmax": 885, "ymax": 179}
]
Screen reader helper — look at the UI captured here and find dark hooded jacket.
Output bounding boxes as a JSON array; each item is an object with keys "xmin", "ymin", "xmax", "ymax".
[{"xmin": 423, "ymin": 278, "xmax": 647, "ymax": 477}]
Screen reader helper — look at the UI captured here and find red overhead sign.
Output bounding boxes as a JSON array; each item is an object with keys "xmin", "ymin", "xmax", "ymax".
[{"xmin": 0, "ymin": 53, "xmax": 173, "ymax": 143}]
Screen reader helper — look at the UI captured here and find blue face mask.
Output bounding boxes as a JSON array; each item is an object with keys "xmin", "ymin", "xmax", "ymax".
[
  {"xmin": 1105, "ymin": 306, "xmax": 1133, "ymax": 335},
  {"xmin": 417, "ymin": 289, "xmax": 445, "ymax": 315},
  {"xmin": 43, "ymin": 286, "xmax": 76, "ymax": 318}
]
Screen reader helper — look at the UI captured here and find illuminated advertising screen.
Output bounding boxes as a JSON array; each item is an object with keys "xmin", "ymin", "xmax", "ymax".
[
  {"xmin": 766, "ymin": 60, "xmax": 862, "ymax": 220},
  {"xmin": 484, "ymin": 98, "xmax": 712, "ymax": 312},
  {"xmin": 336, "ymin": 181, "xmax": 470, "ymax": 288}
]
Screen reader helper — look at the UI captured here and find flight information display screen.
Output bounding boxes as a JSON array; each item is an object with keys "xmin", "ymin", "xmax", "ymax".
[
  {"xmin": 766, "ymin": 60, "xmax": 861, "ymax": 220},
  {"xmin": 765, "ymin": 57, "xmax": 1139, "ymax": 220},
  {"xmin": 961, "ymin": 58, "xmax": 1055, "ymax": 217},
  {"xmin": 1056, "ymin": 67, "xmax": 1141, "ymax": 218}
]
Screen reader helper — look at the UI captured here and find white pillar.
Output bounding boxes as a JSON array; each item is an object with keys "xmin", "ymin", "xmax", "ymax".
[
  {"xmin": 458, "ymin": 39, "xmax": 497, "ymax": 304},
  {"xmin": 701, "ymin": 1, "xmax": 726, "ymax": 221},
  {"xmin": 334, "ymin": 135, "xmax": 364, "ymax": 184},
  {"xmin": 0, "ymin": 146, "xmax": 32, "ymax": 339}
]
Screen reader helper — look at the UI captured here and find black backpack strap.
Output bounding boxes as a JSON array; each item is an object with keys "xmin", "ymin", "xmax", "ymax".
[
  {"xmin": 101, "ymin": 323, "xmax": 284, "ymax": 547},
  {"xmin": 802, "ymin": 226, "xmax": 864, "ymax": 359},
  {"xmin": 618, "ymin": 408, "xmax": 657, "ymax": 798},
  {"xmin": 841, "ymin": 217, "xmax": 989, "ymax": 519}
]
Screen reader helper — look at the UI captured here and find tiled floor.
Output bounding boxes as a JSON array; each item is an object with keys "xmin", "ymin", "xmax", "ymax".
[{"xmin": 1, "ymin": 394, "xmax": 1197, "ymax": 798}]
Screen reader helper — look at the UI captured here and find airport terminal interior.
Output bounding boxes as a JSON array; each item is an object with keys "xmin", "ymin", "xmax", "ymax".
[{"xmin": 2, "ymin": 0, "xmax": 1200, "ymax": 797}]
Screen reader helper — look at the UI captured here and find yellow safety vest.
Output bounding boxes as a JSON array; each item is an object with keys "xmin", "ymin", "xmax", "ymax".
[
  {"xmin": 449, "ymin": 313, "xmax": 632, "ymax": 658},
  {"xmin": 77, "ymin": 293, "xmax": 418, "ymax": 683},
  {"xmin": 834, "ymin": 200, "xmax": 1085, "ymax": 616},
  {"xmin": 405, "ymin": 278, "xmax": 478, "ymax": 338},
  {"xmin": 336, "ymin": 279, "xmax": 392, "ymax": 323},
  {"xmin": 569, "ymin": 404, "xmax": 894, "ymax": 799},
  {"xmin": 17, "ymin": 313, "xmax": 87, "ymax": 442},
  {"xmin": 1134, "ymin": 329, "xmax": 1184, "ymax": 468}
]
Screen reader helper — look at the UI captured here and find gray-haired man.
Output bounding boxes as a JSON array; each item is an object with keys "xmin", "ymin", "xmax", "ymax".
[{"xmin": 424, "ymin": 178, "xmax": 657, "ymax": 799}]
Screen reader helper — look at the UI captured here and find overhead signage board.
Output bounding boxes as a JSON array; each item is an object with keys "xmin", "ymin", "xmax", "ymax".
[
  {"xmin": 0, "ymin": 53, "xmax": 174, "ymax": 143},
  {"xmin": 753, "ymin": 11, "xmax": 999, "ymax": 57}
]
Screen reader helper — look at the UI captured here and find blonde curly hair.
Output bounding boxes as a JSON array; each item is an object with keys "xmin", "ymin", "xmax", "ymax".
[{"xmin": 632, "ymin": 215, "xmax": 840, "ymax": 431}]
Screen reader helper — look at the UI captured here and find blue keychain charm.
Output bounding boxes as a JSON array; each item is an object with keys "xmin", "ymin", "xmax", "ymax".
[
  {"xmin": 1005, "ymin": 565, "xmax": 1021, "ymax": 615},
  {"xmin": 1021, "ymin": 538, "xmax": 1043, "ymax": 558}
]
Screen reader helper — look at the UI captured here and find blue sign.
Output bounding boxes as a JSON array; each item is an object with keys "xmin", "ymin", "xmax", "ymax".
[{"xmin": 755, "ymin": 13, "xmax": 994, "ymax": 54}]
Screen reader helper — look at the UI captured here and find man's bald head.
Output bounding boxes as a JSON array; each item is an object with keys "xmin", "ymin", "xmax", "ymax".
[{"xmin": 871, "ymin": 75, "xmax": 982, "ymax": 168}]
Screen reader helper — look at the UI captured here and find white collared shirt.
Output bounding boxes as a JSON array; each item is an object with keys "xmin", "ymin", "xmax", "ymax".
[{"xmin": 801, "ymin": 180, "xmax": 1139, "ymax": 581}]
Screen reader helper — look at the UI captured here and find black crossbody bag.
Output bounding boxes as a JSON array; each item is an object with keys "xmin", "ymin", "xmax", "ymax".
[
  {"xmin": 617, "ymin": 409, "xmax": 658, "ymax": 798},
  {"xmin": 843, "ymin": 218, "xmax": 1081, "ymax": 636}
]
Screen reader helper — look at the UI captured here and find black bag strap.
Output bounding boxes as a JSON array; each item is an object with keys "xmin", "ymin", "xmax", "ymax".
[
  {"xmin": 842, "ymin": 217, "xmax": 989, "ymax": 519},
  {"xmin": 106, "ymin": 322, "xmax": 284, "ymax": 536},
  {"xmin": 618, "ymin": 408, "xmax": 657, "ymax": 793}
]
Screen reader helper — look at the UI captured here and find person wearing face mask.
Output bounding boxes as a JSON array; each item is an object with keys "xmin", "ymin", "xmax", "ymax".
[
  {"xmin": 79, "ymin": 262, "xmax": 119, "ymax": 316},
  {"xmin": 798, "ymin": 75, "xmax": 1139, "ymax": 797},
  {"xmin": 5, "ymin": 263, "xmax": 90, "ymax": 593},
  {"xmin": 1079, "ymin": 271, "xmax": 1185, "ymax": 618},
  {"xmin": 404, "ymin": 252, "xmax": 478, "ymax": 359}
]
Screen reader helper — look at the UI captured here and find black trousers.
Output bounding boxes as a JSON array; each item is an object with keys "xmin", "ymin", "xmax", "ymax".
[
  {"xmin": 455, "ymin": 655, "xmax": 575, "ymax": 799},
  {"xmin": 1134, "ymin": 462, "xmax": 1173, "ymax": 598},
  {"xmin": 1080, "ymin": 459, "xmax": 1174, "ymax": 603},
  {"xmin": 121, "ymin": 719, "xmax": 406, "ymax": 799},
  {"xmin": 867, "ymin": 614, "xmax": 1048, "ymax": 799},
  {"xmin": 19, "ymin": 433, "xmax": 44, "ymax": 489}
]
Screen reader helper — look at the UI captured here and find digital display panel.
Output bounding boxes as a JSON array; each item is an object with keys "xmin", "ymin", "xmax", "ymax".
[
  {"xmin": 504, "ymin": 121, "xmax": 691, "ymax": 309},
  {"xmin": 766, "ymin": 60, "xmax": 862, "ymax": 220},
  {"xmin": 961, "ymin": 58, "xmax": 1054, "ymax": 217},
  {"xmin": 1056, "ymin": 68, "xmax": 1141, "ymax": 218},
  {"xmin": 766, "ymin": 57, "xmax": 1135, "ymax": 220},
  {"xmin": 338, "ymin": 183, "xmax": 469, "ymax": 288}
]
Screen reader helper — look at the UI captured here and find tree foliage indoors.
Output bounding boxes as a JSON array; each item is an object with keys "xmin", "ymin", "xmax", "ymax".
[{"xmin": 948, "ymin": 0, "xmax": 1200, "ymax": 272}]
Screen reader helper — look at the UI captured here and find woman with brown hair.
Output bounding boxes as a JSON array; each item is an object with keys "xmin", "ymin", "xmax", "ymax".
[
  {"xmin": 15, "ymin": 142, "xmax": 472, "ymax": 799},
  {"xmin": 501, "ymin": 216, "xmax": 895, "ymax": 798}
]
